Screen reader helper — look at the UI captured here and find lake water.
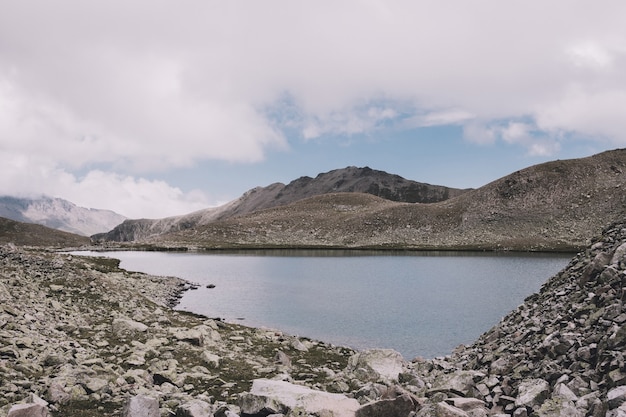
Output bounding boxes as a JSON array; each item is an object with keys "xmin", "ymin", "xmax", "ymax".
[{"xmin": 79, "ymin": 250, "xmax": 572, "ymax": 359}]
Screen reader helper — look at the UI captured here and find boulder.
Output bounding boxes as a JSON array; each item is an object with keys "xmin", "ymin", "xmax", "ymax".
[
  {"xmin": 611, "ymin": 242, "xmax": 626, "ymax": 265},
  {"xmin": 122, "ymin": 395, "xmax": 160, "ymax": 417},
  {"xmin": 347, "ymin": 349, "xmax": 405, "ymax": 382},
  {"xmin": 356, "ymin": 394, "xmax": 415, "ymax": 417},
  {"xmin": 609, "ymin": 386, "xmax": 626, "ymax": 410},
  {"xmin": 112, "ymin": 318, "xmax": 148, "ymax": 337},
  {"xmin": 172, "ymin": 328, "xmax": 204, "ymax": 346},
  {"xmin": 435, "ymin": 402, "xmax": 469, "ymax": 417},
  {"xmin": 580, "ymin": 252, "xmax": 612, "ymax": 286},
  {"xmin": 515, "ymin": 379, "xmax": 550, "ymax": 408},
  {"xmin": 176, "ymin": 399, "xmax": 213, "ymax": 417},
  {"xmin": 431, "ymin": 371, "xmax": 484, "ymax": 398},
  {"xmin": 445, "ymin": 397, "xmax": 488, "ymax": 415},
  {"xmin": 608, "ymin": 404, "xmax": 626, "ymax": 417},
  {"xmin": 201, "ymin": 351, "xmax": 221, "ymax": 368},
  {"xmin": 83, "ymin": 376, "xmax": 109, "ymax": 394},
  {"xmin": 239, "ymin": 379, "xmax": 360, "ymax": 417},
  {"xmin": 7, "ymin": 403, "xmax": 49, "ymax": 417}
]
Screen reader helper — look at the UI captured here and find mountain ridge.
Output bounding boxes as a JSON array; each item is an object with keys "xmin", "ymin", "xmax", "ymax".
[
  {"xmin": 93, "ymin": 166, "xmax": 469, "ymax": 242},
  {"xmin": 107, "ymin": 148, "xmax": 626, "ymax": 251}
]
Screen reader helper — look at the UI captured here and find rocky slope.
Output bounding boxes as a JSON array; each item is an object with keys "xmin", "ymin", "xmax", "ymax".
[
  {"xmin": 93, "ymin": 167, "xmax": 469, "ymax": 243},
  {"xmin": 0, "ymin": 216, "xmax": 91, "ymax": 247},
  {"xmin": 4, "ymin": 219, "xmax": 626, "ymax": 416},
  {"xmin": 0, "ymin": 246, "xmax": 354, "ymax": 416},
  {"xmin": 413, "ymin": 218, "xmax": 626, "ymax": 416},
  {"xmin": 135, "ymin": 149, "xmax": 626, "ymax": 251},
  {"xmin": 0, "ymin": 196, "xmax": 126, "ymax": 236}
]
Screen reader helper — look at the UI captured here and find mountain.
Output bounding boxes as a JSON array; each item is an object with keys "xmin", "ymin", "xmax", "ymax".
[
  {"xmin": 102, "ymin": 148, "xmax": 626, "ymax": 251},
  {"xmin": 93, "ymin": 166, "xmax": 469, "ymax": 242},
  {"xmin": 0, "ymin": 216, "xmax": 91, "ymax": 247},
  {"xmin": 0, "ymin": 196, "xmax": 126, "ymax": 236}
]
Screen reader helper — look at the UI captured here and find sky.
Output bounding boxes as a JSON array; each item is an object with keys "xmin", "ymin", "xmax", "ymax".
[{"xmin": 1, "ymin": 1, "xmax": 626, "ymax": 219}]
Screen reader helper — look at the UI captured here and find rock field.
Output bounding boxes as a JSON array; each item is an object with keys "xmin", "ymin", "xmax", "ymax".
[{"xmin": 2, "ymin": 219, "xmax": 626, "ymax": 416}]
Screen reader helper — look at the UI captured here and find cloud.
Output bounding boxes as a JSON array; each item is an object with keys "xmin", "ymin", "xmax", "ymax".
[
  {"xmin": 63, "ymin": 171, "xmax": 212, "ymax": 219},
  {"xmin": 407, "ymin": 109, "xmax": 475, "ymax": 128},
  {"xmin": 0, "ymin": 152, "xmax": 211, "ymax": 218},
  {"xmin": 463, "ymin": 120, "xmax": 561, "ymax": 156},
  {"xmin": 0, "ymin": 0, "xmax": 625, "ymax": 211}
]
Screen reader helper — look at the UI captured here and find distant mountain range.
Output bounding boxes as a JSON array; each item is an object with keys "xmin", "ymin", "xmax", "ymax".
[
  {"xmin": 0, "ymin": 196, "xmax": 126, "ymax": 236},
  {"xmin": 92, "ymin": 167, "xmax": 469, "ymax": 242},
  {"xmin": 94, "ymin": 148, "xmax": 626, "ymax": 251}
]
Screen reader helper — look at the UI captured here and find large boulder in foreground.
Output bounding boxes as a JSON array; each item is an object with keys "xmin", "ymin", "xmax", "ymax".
[{"xmin": 238, "ymin": 379, "xmax": 360, "ymax": 417}]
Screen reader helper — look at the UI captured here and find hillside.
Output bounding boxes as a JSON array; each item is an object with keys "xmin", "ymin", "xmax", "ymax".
[
  {"xmin": 139, "ymin": 149, "xmax": 626, "ymax": 251},
  {"xmin": 93, "ymin": 166, "xmax": 468, "ymax": 242},
  {"xmin": 0, "ymin": 196, "xmax": 126, "ymax": 236},
  {"xmin": 0, "ymin": 216, "xmax": 91, "ymax": 247}
]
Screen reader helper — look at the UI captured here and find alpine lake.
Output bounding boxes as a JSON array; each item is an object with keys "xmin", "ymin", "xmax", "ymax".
[{"xmin": 77, "ymin": 249, "xmax": 573, "ymax": 359}]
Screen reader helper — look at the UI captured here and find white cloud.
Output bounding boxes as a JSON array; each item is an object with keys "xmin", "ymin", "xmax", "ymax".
[
  {"xmin": 63, "ymin": 171, "xmax": 212, "ymax": 219},
  {"xmin": 0, "ymin": 0, "xmax": 625, "ymax": 213},
  {"xmin": 407, "ymin": 109, "xmax": 475, "ymax": 128},
  {"xmin": 501, "ymin": 122, "xmax": 532, "ymax": 144},
  {"xmin": 0, "ymin": 152, "xmax": 212, "ymax": 218},
  {"xmin": 536, "ymin": 87, "xmax": 626, "ymax": 143},
  {"xmin": 463, "ymin": 120, "xmax": 562, "ymax": 157},
  {"xmin": 566, "ymin": 41, "xmax": 622, "ymax": 71},
  {"xmin": 463, "ymin": 122, "xmax": 498, "ymax": 145}
]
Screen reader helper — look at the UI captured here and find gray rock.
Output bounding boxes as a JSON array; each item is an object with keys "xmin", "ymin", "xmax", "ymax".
[
  {"xmin": 122, "ymin": 395, "xmax": 160, "ymax": 417},
  {"xmin": 356, "ymin": 394, "xmax": 415, "ymax": 417},
  {"xmin": 434, "ymin": 371, "xmax": 483, "ymax": 397},
  {"xmin": 172, "ymin": 328, "xmax": 204, "ymax": 346},
  {"xmin": 611, "ymin": 242, "xmax": 626, "ymax": 265},
  {"xmin": 515, "ymin": 379, "xmax": 550, "ymax": 408},
  {"xmin": 7, "ymin": 403, "xmax": 49, "ymax": 417},
  {"xmin": 608, "ymin": 386, "xmax": 626, "ymax": 409},
  {"xmin": 239, "ymin": 379, "xmax": 360, "ymax": 417},
  {"xmin": 201, "ymin": 351, "xmax": 220, "ymax": 368},
  {"xmin": 176, "ymin": 399, "xmax": 213, "ymax": 417},
  {"xmin": 274, "ymin": 350, "xmax": 291, "ymax": 367},
  {"xmin": 512, "ymin": 408, "xmax": 528, "ymax": 417},
  {"xmin": 291, "ymin": 339, "xmax": 309, "ymax": 352},
  {"xmin": 435, "ymin": 401, "xmax": 469, "ymax": 417},
  {"xmin": 44, "ymin": 383, "xmax": 70, "ymax": 405},
  {"xmin": 608, "ymin": 403, "xmax": 626, "ymax": 417},
  {"xmin": 83, "ymin": 376, "xmax": 109, "ymax": 394},
  {"xmin": 112, "ymin": 318, "xmax": 148, "ymax": 336},
  {"xmin": 552, "ymin": 383, "xmax": 578, "ymax": 402},
  {"xmin": 445, "ymin": 397, "xmax": 487, "ymax": 415},
  {"xmin": 580, "ymin": 252, "xmax": 612, "ymax": 286},
  {"xmin": 537, "ymin": 398, "xmax": 583, "ymax": 417},
  {"xmin": 347, "ymin": 349, "xmax": 405, "ymax": 382}
]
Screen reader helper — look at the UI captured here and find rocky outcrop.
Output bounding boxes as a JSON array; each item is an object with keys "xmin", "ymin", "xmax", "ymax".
[{"xmin": 238, "ymin": 379, "xmax": 360, "ymax": 417}]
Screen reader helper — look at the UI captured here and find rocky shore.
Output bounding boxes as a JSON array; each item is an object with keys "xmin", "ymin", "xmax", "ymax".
[{"xmin": 2, "ymin": 219, "xmax": 626, "ymax": 416}]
